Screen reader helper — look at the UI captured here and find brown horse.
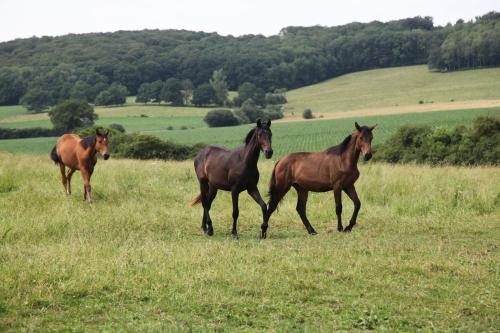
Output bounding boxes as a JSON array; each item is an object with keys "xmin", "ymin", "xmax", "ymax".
[
  {"xmin": 262, "ymin": 122, "xmax": 376, "ymax": 238},
  {"xmin": 191, "ymin": 119, "xmax": 273, "ymax": 239},
  {"xmin": 50, "ymin": 129, "xmax": 110, "ymax": 202}
]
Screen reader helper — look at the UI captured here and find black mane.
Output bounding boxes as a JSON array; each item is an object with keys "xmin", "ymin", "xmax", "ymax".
[
  {"xmin": 325, "ymin": 134, "xmax": 352, "ymax": 155},
  {"xmin": 244, "ymin": 128, "xmax": 257, "ymax": 145},
  {"xmin": 80, "ymin": 135, "xmax": 96, "ymax": 149}
]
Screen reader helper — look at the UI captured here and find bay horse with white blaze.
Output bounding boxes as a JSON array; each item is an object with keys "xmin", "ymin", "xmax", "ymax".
[
  {"xmin": 191, "ymin": 119, "xmax": 273, "ymax": 239},
  {"xmin": 261, "ymin": 122, "xmax": 376, "ymax": 239},
  {"xmin": 50, "ymin": 129, "xmax": 110, "ymax": 202}
]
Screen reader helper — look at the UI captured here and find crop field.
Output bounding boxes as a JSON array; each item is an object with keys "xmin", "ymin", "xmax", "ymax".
[
  {"xmin": 0, "ymin": 106, "xmax": 498, "ymax": 157},
  {"xmin": 0, "ymin": 153, "xmax": 498, "ymax": 331}
]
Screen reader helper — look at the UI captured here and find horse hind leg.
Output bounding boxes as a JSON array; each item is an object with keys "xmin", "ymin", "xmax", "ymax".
[
  {"xmin": 58, "ymin": 163, "xmax": 68, "ymax": 194},
  {"xmin": 262, "ymin": 184, "xmax": 290, "ymax": 239},
  {"xmin": 200, "ymin": 181, "xmax": 217, "ymax": 236},
  {"xmin": 66, "ymin": 169, "xmax": 76, "ymax": 195},
  {"xmin": 294, "ymin": 185, "xmax": 317, "ymax": 235}
]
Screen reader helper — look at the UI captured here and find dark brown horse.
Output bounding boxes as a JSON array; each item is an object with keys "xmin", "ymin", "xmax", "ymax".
[
  {"xmin": 191, "ymin": 119, "xmax": 273, "ymax": 239},
  {"xmin": 261, "ymin": 122, "xmax": 376, "ymax": 238},
  {"xmin": 50, "ymin": 129, "xmax": 110, "ymax": 202}
]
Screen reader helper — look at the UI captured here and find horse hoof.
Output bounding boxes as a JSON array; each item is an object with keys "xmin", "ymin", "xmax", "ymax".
[
  {"xmin": 207, "ymin": 229, "xmax": 214, "ymax": 236},
  {"xmin": 309, "ymin": 231, "xmax": 318, "ymax": 236},
  {"xmin": 232, "ymin": 234, "xmax": 239, "ymax": 240},
  {"xmin": 337, "ymin": 227, "xmax": 343, "ymax": 232},
  {"xmin": 343, "ymin": 227, "xmax": 352, "ymax": 233},
  {"xmin": 260, "ymin": 232, "xmax": 267, "ymax": 239}
]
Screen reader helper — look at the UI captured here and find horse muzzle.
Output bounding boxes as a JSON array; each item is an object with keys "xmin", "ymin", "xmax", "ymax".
[
  {"xmin": 264, "ymin": 149, "xmax": 273, "ymax": 159},
  {"xmin": 103, "ymin": 154, "xmax": 110, "ymax": 160},
  {"xmin": 364, "ymin": 153, "xmax": 372, "ymax": 161}
]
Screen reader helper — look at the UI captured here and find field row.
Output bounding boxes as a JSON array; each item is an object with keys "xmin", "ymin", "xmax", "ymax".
[{"xmin": 0, "ymin": 106, "xmax": 498, "ymax": 157}]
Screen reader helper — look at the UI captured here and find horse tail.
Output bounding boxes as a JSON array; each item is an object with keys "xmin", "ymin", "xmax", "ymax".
[
  {"xmin": 268, "ymin": 162, "xmax": 279, "ymax": 205},
  {"xmin": 190, "ymin": 194, "xmax": 202, "ymax": 206},
  {"xmin": 50, "ymin": 145, "xmax": 60, "ymax": 164}
]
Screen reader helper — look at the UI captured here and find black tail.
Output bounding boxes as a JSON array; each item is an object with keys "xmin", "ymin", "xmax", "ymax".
[{"xmin": 50, "ymin": 145, "xmax": 60, "ymax": 164}]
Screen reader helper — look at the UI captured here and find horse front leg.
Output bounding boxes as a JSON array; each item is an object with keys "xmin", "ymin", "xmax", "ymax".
[
  {"xmin": 343, "ymin": 185, "xmax": 361, "ymax": 232},
  {"xmin": 333, "ymin": 188, "xmax": 343, "ymax": 232},
  {"xmin": 247, "ymin": 187, "xmax": 268, "ymax": 238},
  {"xmin": 231, "ymin": 190, "xmax": 240, "ymax": 239},
  {"xmin": 81, "ymin": 168, "xmax": 92, "ymax": 202}
]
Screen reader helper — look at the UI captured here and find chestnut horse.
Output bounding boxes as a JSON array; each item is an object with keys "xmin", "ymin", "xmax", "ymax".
[
  {"xmin": 261, "ymin": 122, "xmax": 376, "ymax": 238},
  {"xmin": 191, "ymin": 119, "xmax": 273, "ymax": 239},
  {"xmin": 50, "ymin": 129, "xmax": 110, "ymax": 202}
]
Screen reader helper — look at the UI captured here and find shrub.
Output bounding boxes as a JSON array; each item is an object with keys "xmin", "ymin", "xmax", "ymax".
[
  {"xmin": 204, "ymin": 109, "xmax": 240, "ymax": 127},
  {"xmin": 375, "ymin": 116, "xmax": 500, "ymax": 165},
  {"xmin": 111, "ymin": 134, "xmax": 205, "ymax": 160},
  {"xmin": 0, "ymin": 127, "xmax": 60, "ymax": 139},
  {"xmin": 303, "ymin": 109, "xmax": 314, "ymax": 119},
  {"xmin": 109, "ymin": 123, "xmax": 126, "ymax": 133}
]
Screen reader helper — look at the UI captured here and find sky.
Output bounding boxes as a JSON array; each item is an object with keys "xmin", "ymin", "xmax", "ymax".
[{"xmin": 1, "ymin": 0, "xmax": 499, "ymax": 42}]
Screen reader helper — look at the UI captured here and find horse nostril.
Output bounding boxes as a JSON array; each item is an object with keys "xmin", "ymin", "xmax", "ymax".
[
  {"xmin": 103, "ymin": 154, "xmax": 110, "ymax": 160},
  {"xmin": 364, "ymin": 153, "xmax": 372, "ymax": 161}
]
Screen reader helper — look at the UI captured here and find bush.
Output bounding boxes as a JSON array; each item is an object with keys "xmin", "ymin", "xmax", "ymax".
[
  {"xmin": 112, "ymin": 133, "xmax": 205, "ymax": 160},
  {"xmin": 303, "ymin": 109, "xmax": 314, "ymax": 119},
  {"xmin": 375, "ymin": 116, "xmax": 500, "ymax": 165},
  {"xmin": 0, "ymin": 127, "xmax": 59, "ymax": 139},
  {"xmin": 108, "ymin": 123, "xmax": 126, "ymax": 133},
  {"xmin": 204, "ymin": 109, "xmax": 240, "ymax": 127}
]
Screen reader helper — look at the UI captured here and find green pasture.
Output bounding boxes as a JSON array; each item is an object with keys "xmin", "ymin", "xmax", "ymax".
[
  {"xmin": 285, "ymin": 65, "xmax": 500, "ymax": 114},
  {"xmin": 1, "ymin": 106, "xmax": 498, "ymax": 157},
  {"xmin": 0, "ymin": 154, "xmax": 498, "ymax": 331}
]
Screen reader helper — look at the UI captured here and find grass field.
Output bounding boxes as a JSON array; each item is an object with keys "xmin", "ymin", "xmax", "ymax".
[
  {"xmin": 284, "ymin": 65, "xmax": 500, "ymax": 115},
  {"xmin": 0, "ymin": 153, "xmax": 498, "ymax": 331},
  {"xmin": 0, "ymin": 106, "xmax": 499, "ymax": 157}
]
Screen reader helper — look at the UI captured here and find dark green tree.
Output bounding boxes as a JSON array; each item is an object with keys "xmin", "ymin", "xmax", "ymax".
[
  {"xmin": 209, "ymin": 69, "xmax": 229, "ymax": 106},
  {"xmin": 49, "ymin": 100, "xmax": 98, "ymax": 132},
  {"xmin": 192, "ymin": 83, "xmax": 216, "ymax": 106},
  {"xmin": 161, "ymin": 78, "xmax": 184, "ymax": 105},
  {"xmin": 20, "ymin": 87, "xmax": 52, "ymax": 113},
  {"xmin": 94, "ymin": 82, "xmax": 128, "ymax": 106}
]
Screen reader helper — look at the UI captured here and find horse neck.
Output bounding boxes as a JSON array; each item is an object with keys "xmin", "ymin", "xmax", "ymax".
[
  {"xmin": 242, "ymin": 133, "xmax": 261, "ymax": 167},
  {"xmin": 341, "ymin": 134, "xmax": 361, "ymax": 169}
]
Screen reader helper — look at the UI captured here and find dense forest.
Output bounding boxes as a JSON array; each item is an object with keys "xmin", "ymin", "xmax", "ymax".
[{"xmin": 0, "ymin": 12, "xmax": 498, "ymax": 110}]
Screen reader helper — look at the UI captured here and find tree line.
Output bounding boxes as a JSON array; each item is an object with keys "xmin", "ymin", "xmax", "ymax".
[{"xmin": 0, "ymin": 12, "xmax": 498, "ymax": 111}]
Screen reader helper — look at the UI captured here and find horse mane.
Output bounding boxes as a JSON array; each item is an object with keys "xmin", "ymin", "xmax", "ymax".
[
  {"xmin": 244, "ymin": 128, "xmax": 256, "ymax": 145},
  {"xmin": 80, "ymin": 135, "xmax": 96, "ymax": 149},
  {"xmin": 325, "ymin": 134, "xmax": 352, "ymax": 155}
]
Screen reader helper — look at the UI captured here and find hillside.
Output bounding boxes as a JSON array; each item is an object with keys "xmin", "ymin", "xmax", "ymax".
[
  {"xmin": 0, "ymin": 12, "xmax": 498, "ymax": 109},
  {"xmin": 284, "ymin": 65, "xmax": 500, "ymax": 116}
]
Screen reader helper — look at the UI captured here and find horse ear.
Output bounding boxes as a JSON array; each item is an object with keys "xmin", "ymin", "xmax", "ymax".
[
  {"xmin": 256, "ymin": 119, "xmax": 262, "ymax": 128},
  {"xmin": 95, "ymin": 128, "xmax": 101, "ymax": 136},
  {"xmin": 355, "ymin": 122, "xmax": 361, "ymax": 131},
  {"xmin": 104, "ymin": 129, "xmax": 110, "ymax": 136},
  {"xmin": 369, "ymin": 124, "xmax": 377, "ymax": 131},
  {"xmin": 266, "ymin": 119, "xmax": 271, "ymax": 127}
]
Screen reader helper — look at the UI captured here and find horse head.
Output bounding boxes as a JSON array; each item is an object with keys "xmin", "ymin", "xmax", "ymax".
[
  {"xmin": 95, "ymin": 129, "xmax": 110, "ymax": 160},
  {"xmin": 256, "ymin": 119, "xmax": 273, "ymax": 159},
  {"xmin": 354, "ymin": 122, "xmax": 376, "ymax": 161}
]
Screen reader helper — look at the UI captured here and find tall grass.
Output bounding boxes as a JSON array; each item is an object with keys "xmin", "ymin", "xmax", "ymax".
[{"xmin": 0, "ymin": 153, "xmax": 498, "ymax": 331}]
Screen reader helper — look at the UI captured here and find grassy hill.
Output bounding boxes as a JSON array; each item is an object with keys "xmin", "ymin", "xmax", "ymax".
[
  {"xmin": 284, "ymin": 65, "xmax": 500, "ymax": 115},
  {"xmin": 0, "ymin": 153, "xmax": 498, "ymax": 331},
  {"xmin": 1, "ymin": 66, "xmax": 500, "ymax": 156}
]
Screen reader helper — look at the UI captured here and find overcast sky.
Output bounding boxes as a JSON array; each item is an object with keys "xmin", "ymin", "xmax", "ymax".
[{"xmin": 1, "ymin": 0, "xmax": 499, "ymax": 42}]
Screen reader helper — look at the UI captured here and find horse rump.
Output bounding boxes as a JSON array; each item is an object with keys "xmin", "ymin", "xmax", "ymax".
[{"xmin": 50, "ymin": 145, "xmax": 60, "ymax": 164}]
